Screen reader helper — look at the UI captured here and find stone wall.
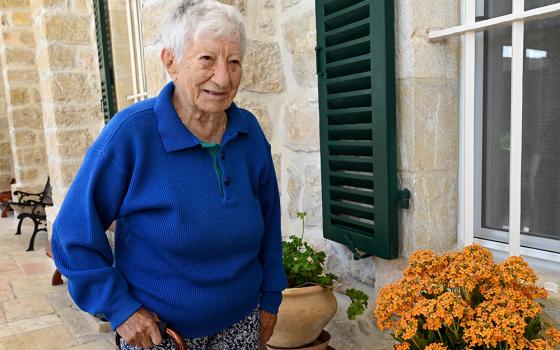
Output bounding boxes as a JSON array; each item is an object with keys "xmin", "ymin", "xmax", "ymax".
[
  {"xmin": 0, "ymin": 0, "xmax": 48, "ymax": 193},
  {"xmin": 108, "ymin": 0, "xmax": 133, "ymax": 111},
  {"xmin": 28, "ymin": 0, "xmax": 105, "ymax": 231}
]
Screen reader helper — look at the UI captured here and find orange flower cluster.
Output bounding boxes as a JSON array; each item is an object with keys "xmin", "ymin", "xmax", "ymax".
[{"xmin": 374, "ymin": 245, "xmax": 560, "ymax": 350}]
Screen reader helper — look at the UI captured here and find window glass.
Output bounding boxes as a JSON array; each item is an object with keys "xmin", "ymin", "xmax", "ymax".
[
  {"xmin": 479, "ymin": 26, "xmax": 512, "ymax": 233},
  {"xmin": 525, "ymin": 0, "xmax": 560, "ymax": 11},
  {"xmin": 476, "ymin": 0, "xmax": 512, "ymax": 21},
  {"xmin": 521, "ymin": 16, "xmax": 560, "ymax": 242}
]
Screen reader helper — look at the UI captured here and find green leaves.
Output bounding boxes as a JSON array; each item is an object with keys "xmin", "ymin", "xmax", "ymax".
[{"xmin": 345, "ymin": 288, "xmax": 369, "ymax": 320}]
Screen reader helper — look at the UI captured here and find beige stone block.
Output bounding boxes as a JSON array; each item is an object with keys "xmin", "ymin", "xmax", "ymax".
[
  {"xmin": 13, "ymin": 130, "xmax": 37, "ymax": 147},
  {"xmin": 2, "ymin": 29, "xmax": 35, "ymax": 46},
  {"xmin": 281, "ymin": 0, "xmax": 301, "ymax": 8},
  {"xmin": 286, "ymin": 165, "xmax": 302, "ymax": 219},
  {"xmin": 6, "ymin": 69, "xmax": 39, "ymax": 84},
  {"xmin": 66, "ymin": 339, "xmax": 114, "ymax": 350},
  {"xmin": 44, "ymin": 13, "xmax": 91, "ymax": 45},
  {"xmin": 272, "ymin": 153, "xmax": 281, "ymax": 189},
  {"xmin": 0, "ymin": 314, "xmax": 61, "ymax": 338},
  {"xmin": 58, "ymin": 306, "xmax": 101, "ymax": 340},
  {"xmin": 45, "ymin": 105, "xmax": 102, "ymax": 129},
  {"xmin": 0, "ymin": 310, "xmax": 5, "ymax": 325},
  {"xmin": 399, "ymin": 170, "xmax": 458, "ymax": 257},
  {"xmin": 8, "ymin": 86, "xmax": 40, "ymax": 106},
  {"xmin": 15, "ymin": 148, "xmax": 46, "ymax": 168},
  {"xmin": 43, "ymin": 44, "xmax": 75, "ymax": 70},
  {"xmin": 283, "ymin": 100, "xmax": 320, "ymax": 152},
  {"xmin": 141, "ymin": 2, "xmax": 174, "ymax": 46},
  {"xmin": 10, "ymin": 11, "xmax": 31, "ymax": 25},
  {"xmin": 394, "ymin": 0, "xmax": 460, "ymax": 79},
  {"xmin": 4, "ymin": 47, "xmax": 35, "ymax": 67},
  {"xmin": 71, "ymin": 0, "xmax": 89, "ymax": 12},
  {"xmin": 144, "ymin": 45, "xmax": 167, "ymax": 97},
  {"xmin": 16, "ymin": 167, "xmax": 40, "ymax": 183},
  {"xmin": 50, "ymin": 72, "xmax": 98, "ymax": 104},
  {"xmin": 241, "ymin": 40, "xmax": 284, "ymax": 93},
  {"xmin": 0, "ymin": 282, "xmax": 14, "ymax": 302},
  {"xmin": 0, "ymin": 0, "xmax": 29, "ymax": 8},
  {"xmin": 234, "ymin": 95, "xmax": 272, "ymax": 141},
  {"xmin": 282, "ymin": 9, "xmax": 317, "ymax": 88},
  {"xmin": 76, "ymin": 49, "xmax": 97, "ymax": 71},
  {"xmin": 396, "ymin": 78, "xmax": 459, "ymax": 172},
  {"xmin": 256, "ymin": 7, "xmax": 276, "ymax": 36},
  {"xmin": 42, "ymin": 0, "xmax": 67, "ymax": 7},
  {"xmin": 302, "ymin": 163, "xmax": 322, "ymax": 226},
  {"xmin": 108, "ymin": 9, "xmax": 129, "ymax": 42},
  {"xmin": 2, "ymin": 295, "xmax": 54, "ymax": 322},
  {"xmin": 48, "ymin": 159, "xmax": 82, "ymax": 186},
  {"xmin": 9, "ymin": 276, "xmax": 60, "ymax": 299},
  {"xmin": 0, "ymin": 325, "xmax": 72, "ymax": 349},
  {"xmin": 10, "ymin": 107, "xmax": 43, "ymax": 129}
]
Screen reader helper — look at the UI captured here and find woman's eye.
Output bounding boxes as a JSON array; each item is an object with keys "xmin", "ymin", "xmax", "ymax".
[
  {"xmin": 200, "ymin": 56, "xmax": 212, "ymax": 61},
  {"xmin": 230, "ymin": 59, "xmax": 241, "ymax": 65}
]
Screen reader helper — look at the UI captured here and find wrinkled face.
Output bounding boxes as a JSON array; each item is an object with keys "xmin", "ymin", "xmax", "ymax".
[{"xmin": 170, "ymin": 36, "xmax": 243, "ymax": 114}]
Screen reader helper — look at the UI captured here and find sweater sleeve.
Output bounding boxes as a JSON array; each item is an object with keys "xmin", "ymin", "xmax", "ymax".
[
  {"xmin": 51, "ymin": 148, "xmax": 142, "ymax": 330},
  {"xmin": 258, "ymin": 143, "xmax": 288, "ymax": 314}
]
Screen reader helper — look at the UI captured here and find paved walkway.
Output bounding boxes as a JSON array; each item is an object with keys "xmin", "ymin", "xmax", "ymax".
[{"xmin": 0, "ymin": 216, "xmax": 114, "ymax": 350}]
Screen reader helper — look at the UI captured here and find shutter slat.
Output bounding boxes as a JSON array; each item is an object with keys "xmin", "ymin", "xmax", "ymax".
[
  {"xmin": 329, "ymin": 155, "xmax": 373, "ymax": 172},
  {"xmin": 328, "ymin": 140, "xmax": 372, "ymax": 156},
  {"xmin": 330, "ymin": 200, "xmax": 374, "ymax": 220},
  {"xmin": 330, "ymin": 171, "xmax": 374, "ymax": 189},
  {"xmin": 328, "ymin": 124, "xmax": 372, "ymax": 140},
  {"xmin": 331, "ymin": 214, "xmax": 374, "ymax": 232},
  {"xmin": 330, "ymin": 186, "xmax": 374, "ymax": 204},
  {"xmin": 324, "ymin": 1, "xmax": 368, "ymax": 22}
]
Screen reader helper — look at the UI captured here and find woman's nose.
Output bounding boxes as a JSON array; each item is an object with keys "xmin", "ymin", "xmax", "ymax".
[{"xmin": 211, "ymin": 62, "xmax": 230, "ymax": 88}]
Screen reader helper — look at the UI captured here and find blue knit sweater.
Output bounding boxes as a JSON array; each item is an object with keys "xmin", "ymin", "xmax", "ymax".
[{"xmin": 52, "ymin": 82, "xmax": 288, "ymax": 338}]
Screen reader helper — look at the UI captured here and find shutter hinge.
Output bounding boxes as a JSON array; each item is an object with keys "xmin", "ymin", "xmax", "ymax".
[
  {"xmin": 398, "ymin": 188, "xmax": 411, "ymax": 209},
  {"xmin": 343, "ymin": 233, "xmax": 372, "ymax": 260}
]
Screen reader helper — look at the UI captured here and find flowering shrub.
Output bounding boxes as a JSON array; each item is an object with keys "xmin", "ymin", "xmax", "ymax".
[{"xmin": 374, "ymin": 245, "xmax": 560, "ymax": 350}]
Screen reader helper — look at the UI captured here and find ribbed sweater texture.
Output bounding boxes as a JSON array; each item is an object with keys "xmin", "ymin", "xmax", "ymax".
[{"xmin": 51, "ymin": 82, "xmax": 288, "ymax": 338}]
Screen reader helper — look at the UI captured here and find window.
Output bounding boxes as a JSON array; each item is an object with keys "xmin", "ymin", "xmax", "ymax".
[{"xmin": 430, "ymin": 0, "xmax": 560, "ymax": 262}]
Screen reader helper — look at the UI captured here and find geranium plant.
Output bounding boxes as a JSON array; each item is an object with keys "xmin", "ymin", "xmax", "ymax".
[
  {"xmin": 374, "ymin": 245, "xmax": 560, "ymax": 350},
  {"xmin": 282, "ymin": 211, "xmax": 369, "ymax": 320}
]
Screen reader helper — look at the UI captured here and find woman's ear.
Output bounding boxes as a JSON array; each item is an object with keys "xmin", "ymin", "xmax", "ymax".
[{"xmin": 161, "ymin": 48, "xmax": 177, "ymax": 80}]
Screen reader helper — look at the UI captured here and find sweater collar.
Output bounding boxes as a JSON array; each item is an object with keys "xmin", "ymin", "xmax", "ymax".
[{"xmin": 154, "ymin": 81, "xmax": 249, "ymax": 152}]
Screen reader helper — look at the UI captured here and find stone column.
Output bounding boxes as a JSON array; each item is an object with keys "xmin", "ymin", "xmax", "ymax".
[
  {"xmin": 0, "ymin": 62, "xmax": 13, "ymax": 191},
  {"xmin": 29, "ymin": 0, "xmax": 104, "ymax": 231},
  {"xmin": 0, "ymin": 0, "xmax": 48, "ymax": 193},
  {"xmin": 395, "ymin": 1, "xmax": 461, "ymax": 256}
]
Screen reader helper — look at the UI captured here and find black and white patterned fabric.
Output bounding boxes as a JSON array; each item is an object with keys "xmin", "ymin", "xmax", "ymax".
[{"xmin": 120, "ymin": 308, "xmax": 260, "ymax": 350}]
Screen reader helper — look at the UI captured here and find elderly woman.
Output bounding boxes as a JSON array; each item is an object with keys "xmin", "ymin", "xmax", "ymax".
[{"xmin": 51, "ymin": 1, "xmax": 287, "ymax": 349}]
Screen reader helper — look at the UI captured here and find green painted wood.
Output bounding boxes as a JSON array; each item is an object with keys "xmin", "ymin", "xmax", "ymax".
[
  {"xmin": 93, "ymin": 0, "xmax": 117, "ymax": 123},
  {"xmin": 316, "ymin": 0, "xmax": 399, "ymax": 259}
]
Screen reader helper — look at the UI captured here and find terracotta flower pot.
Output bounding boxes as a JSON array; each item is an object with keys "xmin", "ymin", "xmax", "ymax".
[
  {"xmin": 267, "ymin": 286, "xmax": 337, "ymax": 349},
  {"xmin": 266, "ymin": 330, "xmax": 331, "ymax": 350}
]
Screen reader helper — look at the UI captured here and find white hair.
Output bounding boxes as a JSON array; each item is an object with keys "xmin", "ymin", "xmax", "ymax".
[{"xmin": 161, "ymin": 0, "xmax": 246, "ymax": 61}]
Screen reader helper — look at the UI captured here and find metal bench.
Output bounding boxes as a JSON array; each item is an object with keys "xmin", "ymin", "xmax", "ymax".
[{"xmin": 8, "ymin": 178, "xmax": 53, "ymax": 251}]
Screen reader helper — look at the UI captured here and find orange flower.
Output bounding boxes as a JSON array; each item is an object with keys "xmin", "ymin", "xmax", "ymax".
[
  {"xmin": 544, "ymin": 327, "xmax": 560, "ymax": 347},
  {"xmin": 424, "ymin": 344, "xmax": 448, "ymax": 350},
  {"xmin": 394, "ymin": 342, "xmax": 411, "ymax": 350}
]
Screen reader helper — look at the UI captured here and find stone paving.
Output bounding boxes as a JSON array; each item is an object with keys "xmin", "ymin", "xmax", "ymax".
[{"xmin": 0, "ymin": 216, "xmax": 114, "ymax": 350}]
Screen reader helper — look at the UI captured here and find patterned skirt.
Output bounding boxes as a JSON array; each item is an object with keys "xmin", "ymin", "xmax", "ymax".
[{"xmin": 119, "ymin": 308, "xmax": 260, "ymax": 350}]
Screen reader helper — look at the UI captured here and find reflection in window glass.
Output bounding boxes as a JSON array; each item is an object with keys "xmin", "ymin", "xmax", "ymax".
[
  {"xmin": 480, "ymin": 25, "xmax": 512, "ymax": 233},
  {"xmin": 521, "ymin": 16, "xmax": 560, "ymax": 242},
  {"xmin": 476, "ymin": 0, "xmax": 512, "ymax": 21},
  {"xmin": 525, "ymin": 0, "xmax": 560, "ymax": 11}
]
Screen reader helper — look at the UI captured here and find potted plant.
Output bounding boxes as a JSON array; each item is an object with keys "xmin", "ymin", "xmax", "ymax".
[
  {"xmin": 267, "ymin": 212, "xmax": 369, "ymax": 350},
  {"xmin": 374, "ymin": 245, "xmax": 560, "ymax": 350}
]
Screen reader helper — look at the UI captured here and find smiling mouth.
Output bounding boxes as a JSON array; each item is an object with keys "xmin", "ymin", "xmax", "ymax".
[{"xmin": 203, "ymin": 90, "xmax": 227, "ymax": 96}]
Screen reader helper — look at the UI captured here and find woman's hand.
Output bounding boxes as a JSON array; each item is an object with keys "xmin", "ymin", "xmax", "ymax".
[
  {"xmin": 259, "ymin": 309, "xmax": 277, "ymax": 347},
  {"xmin": 116, "ymin": 307, "xmax": 163, "ymax": 348}
]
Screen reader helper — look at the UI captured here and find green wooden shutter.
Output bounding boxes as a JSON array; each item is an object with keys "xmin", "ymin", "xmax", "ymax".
[
  {"xmin": 93, "ymin": 0, "xmax": 117, "ymax": 123},
  {"xmin": 315, "ymin": 0, "xmax": 409, "ymax": 260}
]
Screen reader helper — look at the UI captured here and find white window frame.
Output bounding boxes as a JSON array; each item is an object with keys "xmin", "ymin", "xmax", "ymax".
[
  {"xmin": 428, "ymin": 1, "xmax": 560, "ymax": 263},
  {"xmin": 126, "ymin": 0, "xmax": 149, "ymax": 103}
]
